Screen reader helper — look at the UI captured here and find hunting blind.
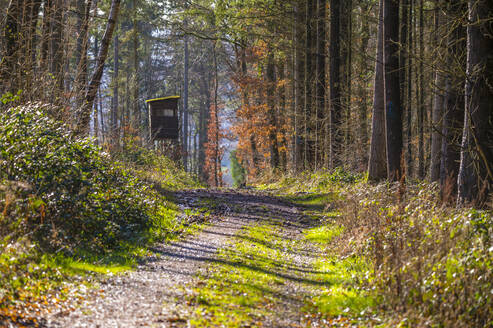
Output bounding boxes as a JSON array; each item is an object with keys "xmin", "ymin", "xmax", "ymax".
[{"xmin": 146, "ymin": 96, "xmax": 180, "ymax": 140}]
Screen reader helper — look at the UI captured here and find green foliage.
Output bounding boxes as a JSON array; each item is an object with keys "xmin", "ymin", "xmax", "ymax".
[
  {"xmin": 0, "ymin": 104, "xmax": 165, "ymax": 253},
  {"xmin": 257, "ymin": 167, "xmax": 364, "ymax": 193},
  {"xmin": 114, "ymin": 141, "xmax": 202, "ymax": 191},
  {"xmin": 230, "ymin": 150, "xmax": 246, "ymax": 188}
]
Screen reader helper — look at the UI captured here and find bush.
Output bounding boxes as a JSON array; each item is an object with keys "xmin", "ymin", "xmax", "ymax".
[
  {"xmin": 230, "ymin": 150, "xmax": 246, "ymax": 188},
  {"xmin": 337, "ymin": 182, "xmax": 492, "ymax": 327},
  {"xmin": 113, "ymin": 140, "xmax": 201, "ymax": 191},
  {"xmin": 0, "ymin": 103, "xmax": 171, "ymax": 254}
]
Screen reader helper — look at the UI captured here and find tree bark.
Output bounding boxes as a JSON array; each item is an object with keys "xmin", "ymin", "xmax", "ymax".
[
  {"xmin": 417, "ymin": 0, "xmax": 425, "ymax": 179},
  {"xmin": 78, "ymin": 0, "xmax": 120, "ymax": 135},
  {"xmin": 267, "ymin": 48, "xmax": 280, "ymax": 170},
  {"xmin": 183, "ymin": 23, "xmax": 190, "ymax": 171},
  {"xmin": 293, "ymin": 0, "xmax": 305, "ymax": 171},
  {"xmin": 440, "ymin": 0, "xmax": 465, "ymax": 201},
  {"xmin": 430, "ymin": 1, "xmax": 443, "ymax": 182},
  {"xmin": 329, "ymin": 0, "xmax": 341, "ymax": 169},
  {"xmin": 406, "ymin": 0, "xmax": 413, "ymax": 178},
  {"xmin": 358, "ymin": 1, "xmax": 370, "ymax": 170},
  {"xmin": 384, "ymin": 0, "xmax": 403, "ymax": 181},
  {"xmin": 457, "ymin": 0, "xmax": 493, "ymax": 206},
  {"xmin": 368, "ymin": 0, "xmax": 387, "ymax": 182},
  {"xmin": 315, "ymin": 0, "xmax": 326, "ymax": 169},
  {"xmin": 304, "ymin": 0, "xmax": 315, "ymax": 168},
  {"xmin": 112, "ymin": 31, "xmax": 119, "ymax": 146}
]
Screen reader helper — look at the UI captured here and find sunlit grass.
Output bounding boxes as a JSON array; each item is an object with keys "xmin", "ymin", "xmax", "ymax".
[
  {"xmin": 188, "ymin": 224, "xmax": 297, "ymax": 327},
  {"xmin": 304, "ymin": 224, "xmax": 344, "ymax": 244}
]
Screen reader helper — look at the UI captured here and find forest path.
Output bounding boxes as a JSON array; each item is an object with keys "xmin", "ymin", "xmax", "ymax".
[{"xmin": 41, "ymin": 189, "xmax": 330, "ymax": 328}]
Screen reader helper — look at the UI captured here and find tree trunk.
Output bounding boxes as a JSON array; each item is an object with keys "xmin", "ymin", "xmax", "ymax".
[
  {"xmin": 368, "ymin": 0, "xmax": 387, "ymax": 182},
  {"xmin": 315, "ymin": 0, "xmax": 326, "ymax": 169},
  {"xmin": 304, "ymin": 0, "xmax": 315, "ymax": 168},
  {"xmin": 457, "ymin": 0, "xmax": 493, "ymax": 206},
  {"xmin": 329, "ymin": 0, "xmax": 341, "ymax": 169},
  {"xmin": 183, "ymin": 25, "xmax": 189, "ymax": 171},
  {"xmin": 340, "ymin": 0, "xmax": 352, "ymax": 168},
  {"xmin": 384, "ymin": 0, "xmax": 403, "ymax": 181},
  {"xmin": 78, "ymin": 0, "xmax": 120, "ymax": 135},
  {"xmin": 75, "ymin": 0, "xmax": 92, "ymax": 108},
  {"xmin": 417, "ymin": 0, "xmax": 425, "ymax": 179},
  {"xmin": 278, "ymin": 62, "xmax": 288, "ymax": 171},
  {"xmin": 112, "ymin": 31, "xmax": 119, "ymax": 146},
  {"xmin": 429, "ymin": 1, "xmax": 443, "ymax": 182},
  {"xmin": 406, "ymin": 0, "xmax": 413, "ymax": 178},
  {"xmin": 50, "ymin": 0, "xmax": 64, "ymax": 96},
  {"xmin": 293, "ymin": 0, "xmax": 305, "ymax": 171},
  {"xmin": 440, "ymin": 0, "xmax": 465, "ymax": 201},
  {"xmin": 267, "ymin": 49, "xmax": 279, "ymax": 170},
  {"xmin": 358, "ymin": 1, "xmax": 370, "ymax": 170},
  {"xmin": 132, "ymin": 0, "xmax": 139, "ymax": 138}
]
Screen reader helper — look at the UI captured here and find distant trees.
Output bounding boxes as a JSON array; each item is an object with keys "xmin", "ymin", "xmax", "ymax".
[{"xmin": 1, "ymin": 0, "xmax": 492, "ymax": 203}]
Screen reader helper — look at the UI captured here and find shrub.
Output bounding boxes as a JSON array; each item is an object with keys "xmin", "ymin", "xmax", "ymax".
[
  {"xmin": 337, "ymin": 182, "xmax": 492, "ymax": 327},
  {"xmin": 0, "ymin": 103, "xmax": 171, "ymax": 255},
  {"xmin": 230, "ymin": 150, "xmax": 246, "ymax": 188}
]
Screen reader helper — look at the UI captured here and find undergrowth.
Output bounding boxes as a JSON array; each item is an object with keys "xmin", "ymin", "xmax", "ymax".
[
  {"xmin": 0, "ymin": 103, "xmax": 200, "ymax": 320},
  {"xmin": 262, "ymin": 169, "xmax": 492, "ymax": 327}
]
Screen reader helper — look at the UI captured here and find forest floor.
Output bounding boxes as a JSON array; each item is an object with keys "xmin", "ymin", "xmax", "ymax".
[{"xmin": 35, "ymin": 188, "xmax": 377, "ymax": 328}]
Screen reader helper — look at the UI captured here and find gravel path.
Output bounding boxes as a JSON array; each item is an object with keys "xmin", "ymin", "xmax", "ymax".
[{"xmin": 41, "ymin": 189, "xmax": 312, "ymax": 328}]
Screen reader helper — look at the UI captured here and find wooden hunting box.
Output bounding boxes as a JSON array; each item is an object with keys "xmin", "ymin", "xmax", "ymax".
[{"xmin": 146, "ymin": 96, "xmax": 180, "ymax": 140}]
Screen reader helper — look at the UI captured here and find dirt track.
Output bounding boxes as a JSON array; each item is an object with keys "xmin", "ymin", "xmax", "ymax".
[{"xmin": 41, "ymin": 189, "xmax": 320, "ymax": 328}]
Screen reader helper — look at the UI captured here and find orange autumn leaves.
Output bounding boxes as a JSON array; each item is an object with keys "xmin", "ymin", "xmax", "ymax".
[{"xmin": 233, "ymin": 44, "xmax": 291, "ymax": 179}]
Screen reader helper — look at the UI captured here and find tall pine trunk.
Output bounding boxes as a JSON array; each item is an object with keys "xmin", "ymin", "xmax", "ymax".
[
  {"xmin": 429, "ymin": 1, "xmax": 444, "ymax": 182},
  {"xmin": 440, "ymin": 0, "xmax": 465, "ymax": 201},
  {"xmin": 315, "ymin": 0, "xmax": 326, "ymax": 169},
  {"xmin": 457, "ymin": 0, "xmax": 493, "ymax": 206},
  {"xmin": 368, "ymin": 0, "xmax": 387, "ymax": 181},
  {"xmin": 329, "ymin": 0, "xmax": 341, "ymax": 169},
  {"xmin": 384, "ymin": 0, "xmax": 403, "ymax": 181}
]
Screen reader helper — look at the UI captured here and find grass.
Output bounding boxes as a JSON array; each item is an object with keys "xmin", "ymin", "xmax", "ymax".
[
  {"xmin": 256, "ymin": 173, "xmax": 379, "ymax": 325},
  {"xmin": 188, "ymin": 224, "xmax": 293, "ymax": 327},
  {"xmin": 304, "ymin": 224, "xmax": 344, "ymax": 244}
]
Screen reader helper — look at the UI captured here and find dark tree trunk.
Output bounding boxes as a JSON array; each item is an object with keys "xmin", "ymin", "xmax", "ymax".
[
  {"xmin": 304, "ymin": 0, "xmax": 315, "ymax": 168},
  {"xmin": 315, "ymin": 0, "xmax": 326, "ymax": 169},
  {"xmin": 183, "ymin": 26, "xmax": 189, "ymax": 171},
  {"xmin": 457, "ymin": 0, "xmax": 493, "ymax": 206},
  {"xmin": 368, "ymin": 0, "xmax": 387, "ymax": 182},
  {"xmin": 440, "ymin": 0, "xmax": 466, "ymax": 201},
  {"xmin": 384, "ymin": 0, "xmax": 403, "ymax": 181},
  {"xmin": 340, "ymin": 0, "xmax": 352, "ymax": 167},
  {"xmin": 430, "ymin": 1, "xmax": 443, "ymax": 182},
  {"xmin": 406, "ymin": 0, "xmax": 413, "ymax": 178},
  {"xmin": 358, "ymin": 1, "xmax": 370, "ymax": 170},
  {"xmin": 293, "ymin": 0, "xmax": 305, "ymax": 171},
  {"xmin": 417, "ymin": 0, "xmax": 425, "ymax": 179},
  {"xmin": 329, "ymin": 0, "xmax": 341, "ymax": 169}
]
